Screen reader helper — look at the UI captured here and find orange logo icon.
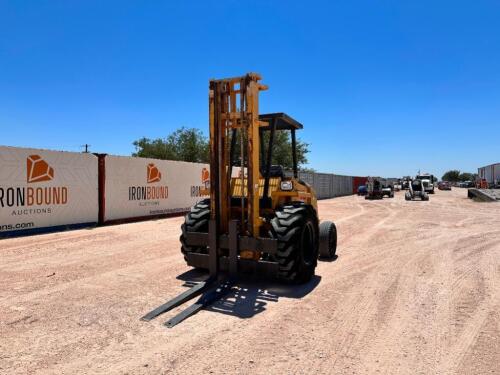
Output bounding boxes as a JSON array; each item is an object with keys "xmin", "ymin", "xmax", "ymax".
[
  {"xmin": 147, "ymin": 163, "xmax": 162, "ymax": 183},
  {"xmin": 201, "ymin": 167, "xmax": 210, "ymax": 188},
  {"xmin": 27, "ymin": 155, "xmax": 54, "ymax": 183}
]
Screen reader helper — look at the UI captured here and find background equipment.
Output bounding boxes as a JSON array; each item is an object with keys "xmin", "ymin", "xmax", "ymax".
[
  {"xmin": 382, "ymin": 184, "xmax": 395, "ymax": 198},
  {"xmin": 365, "ymin": 177, "xmax": 384, "ymax": 200},
  {"xmin": 405, "ymin": 179, "xmax": 429, "ymax": 201},
  {"xmin": 415, "ymin": 173, "xmax": 435, "ymax": 194}
]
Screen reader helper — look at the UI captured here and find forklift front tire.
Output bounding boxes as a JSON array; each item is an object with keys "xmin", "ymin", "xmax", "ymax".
[
  {"xmin": 180, "ymin": 199, "xmax": 210, "ymax": 268},
  {"xmin": 271, "ymin": 204, "xmax": 319, "ymax": 283}
]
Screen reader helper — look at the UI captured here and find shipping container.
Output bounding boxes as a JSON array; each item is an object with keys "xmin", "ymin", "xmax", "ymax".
[
  {"xmin": 0, "ymin": 146, "xmax": 99, "ymax": 237},
  {"xmin": 102, "ymin": 155, "xmax": 209, "ymax": 223},
  {"xmin": 352, "ymin": 176, "xmax": 368, "ymax": 194},
  {"xmin": 478, "ymin": 163, "xmax": 500, "ymax": 185}
]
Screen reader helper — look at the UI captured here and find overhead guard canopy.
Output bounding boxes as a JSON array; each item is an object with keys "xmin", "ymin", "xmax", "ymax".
[{"xmin": 259, "ymin": 112, "xmax": 303, "ymax": 131}]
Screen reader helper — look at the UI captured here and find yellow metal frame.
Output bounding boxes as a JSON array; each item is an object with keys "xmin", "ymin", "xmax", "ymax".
[{"xmin": 209, "ymin": 73, "xmax": 317, "ymax": 243}]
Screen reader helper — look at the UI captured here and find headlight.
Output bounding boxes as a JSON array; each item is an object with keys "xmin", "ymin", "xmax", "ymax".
[{"xmin": 280, "ymin": 181, "xmax": 293, "ymax": 191}]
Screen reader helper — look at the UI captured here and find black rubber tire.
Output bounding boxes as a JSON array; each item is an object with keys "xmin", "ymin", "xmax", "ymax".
[
  {"xmin": 423, "ymin": 193, "xmax": 429, "ymax": 201},
  {"xmin": 405, "ymin": 192, "xmax": 411, "ymax": 201},
  {"xmin": 180, "ymin": 199, "xmax": 210, "ymax": 267},
  {"xmin": 270, "ymin": 204, "xmax": 319, "ymax": 283},
  {"xmin": 318, "ymin": 221, "xmax": 337, "ymax": 259}
]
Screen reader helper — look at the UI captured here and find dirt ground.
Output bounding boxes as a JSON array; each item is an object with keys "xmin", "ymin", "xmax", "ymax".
[{"xmin": 1, "ymin": 188, "xmax": 499, "ymax": 375}]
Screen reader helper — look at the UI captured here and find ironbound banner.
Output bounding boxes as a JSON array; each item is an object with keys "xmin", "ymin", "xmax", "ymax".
[
  {"xmin": 103, "ymin": 155, "xmax": 209, "ymax": 222},
  {"xmin": 0, "ymin": 146, "xmax": 98, "ymax": 235},
  {"xmin": 0, "ymin": 146, "xmax": 365, "ymax": 237}
]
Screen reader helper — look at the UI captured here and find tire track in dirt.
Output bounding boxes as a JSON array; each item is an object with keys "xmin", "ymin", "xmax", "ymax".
[
  {"xmin": 439, "ymin": 237, "xmax": 500, "ymax": 374},
  {"xmin": 1, "ymin": 189, "xmax": 500, "ymax": 374}
]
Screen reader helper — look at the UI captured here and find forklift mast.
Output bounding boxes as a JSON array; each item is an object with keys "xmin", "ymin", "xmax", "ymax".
[{"xmin": 209, "ymin": 73, "xmax": 268, "ymax": 238}]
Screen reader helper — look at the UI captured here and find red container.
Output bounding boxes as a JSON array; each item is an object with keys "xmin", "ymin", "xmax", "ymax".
[{"xmin": 352, "ymin": 176, "xmax": 368, "ymax": 194}]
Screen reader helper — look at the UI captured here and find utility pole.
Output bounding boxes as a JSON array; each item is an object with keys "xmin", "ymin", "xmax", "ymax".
[{"xmin": 81, "ymin": 144, "xmax": 91, "ymax": 153}]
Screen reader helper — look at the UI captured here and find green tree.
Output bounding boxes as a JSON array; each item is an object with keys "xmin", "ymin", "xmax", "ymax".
[
  {"xmin": 459, "ymin": 172, "xmax": 476, "ymax": 182},
  {"xmin": 441, "ymin": 170, "xmax": 461, "ymax": 182},
  {"xmin": 133, "ymin": 127, "xmax": 311, "ymax": 170},
  {"xmin": 260, "ymin": 130, "xmax": 310, "ymax": 170},
  {"xmin": 133, "ymin": 127, "xmax": 209, "ymax": 163}
]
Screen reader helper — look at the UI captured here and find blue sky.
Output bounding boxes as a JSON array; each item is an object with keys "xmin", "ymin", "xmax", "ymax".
[{"xmin": 1, "ymin": 1, "xmax": 499, "ymax": 178}]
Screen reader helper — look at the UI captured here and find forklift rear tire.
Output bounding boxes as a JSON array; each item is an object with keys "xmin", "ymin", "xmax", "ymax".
[
  {"xmin": 271, "ymin": 204, "xmax": 319, "ymax": 284},
  {"xmin": 180, "ymin": 199, "xmax": 210, "ymax": 267},
  {"xmin": 319, "ymin": 221, "xmax": 337, "ymax": 259}
]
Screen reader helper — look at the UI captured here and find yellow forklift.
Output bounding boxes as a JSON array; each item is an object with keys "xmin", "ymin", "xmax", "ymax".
[{"xmin": 142, "ymin": 73, "xmax": 337, "ymax": 327}]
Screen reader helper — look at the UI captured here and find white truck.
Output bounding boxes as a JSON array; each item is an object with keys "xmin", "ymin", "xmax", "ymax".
[{"xmin": 416, "ymin": 174, "xmax": 435, "ymax": 194}]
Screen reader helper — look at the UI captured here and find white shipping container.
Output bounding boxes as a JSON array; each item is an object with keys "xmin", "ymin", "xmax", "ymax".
[
  {"xmin": 104, "ymin": 156, "xmax": 210, "ymax": 222},
  {"xmin": 478, "ymin": 163, "xmax": 500, "ymax": 184},
  {"xmin": 0, "ymin": 146, "xmax": 99, "ymax": 235}
]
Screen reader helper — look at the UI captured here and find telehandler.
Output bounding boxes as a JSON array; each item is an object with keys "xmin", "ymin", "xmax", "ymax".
[
  {"xmin": 405, "ymin": 178, "xmax": 429, "ymax": 201},
  {"xmin": 142, "ymin": 73, "xmax": 337, "ymax": 327}
]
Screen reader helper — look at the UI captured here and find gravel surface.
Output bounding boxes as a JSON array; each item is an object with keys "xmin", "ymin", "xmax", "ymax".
[{"xmin": 1, "ymin": 188, "xmax": 499, "ymax": 374}]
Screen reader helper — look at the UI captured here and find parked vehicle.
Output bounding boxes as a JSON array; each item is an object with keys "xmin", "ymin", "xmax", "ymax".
[
  {"xmin": 459, "ymin": 181, "xmax": 474, "ymax": 188},
  {"xmin": 438, "ymin": 181, "xmax": 452, "ymax": 190},
  {"xmin": 382, "ymin": 185, "xmax": 394, "ymax": 198},
  {"xmin": 365, "ymin": 177, "xmax": 384, "ymax": 200},
  {"xmin": 357, "ymin": 185, "xmax": 367, "ymax": 196},
  {"xmin": 401, "ymin": 177, "xmax": 411, "ymax": 190},
  {"xmin": 416, "ymin": 173, "xmax": 435, "ymax": 194}
]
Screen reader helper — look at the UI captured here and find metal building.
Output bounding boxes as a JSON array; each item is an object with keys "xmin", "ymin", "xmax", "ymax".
[{"xmin": 478, "ymin": 163, "xmax": 500, "ymax": 185}]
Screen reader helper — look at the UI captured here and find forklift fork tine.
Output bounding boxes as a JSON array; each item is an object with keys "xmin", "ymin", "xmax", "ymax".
[
  {"xmin": 140, "ymin": 277, "xmax": 216, "ymax": 322},
  {"xmin": 164, "ymin": 279, "xmax": 233, "ymax": 328}
]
